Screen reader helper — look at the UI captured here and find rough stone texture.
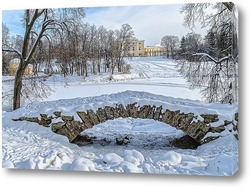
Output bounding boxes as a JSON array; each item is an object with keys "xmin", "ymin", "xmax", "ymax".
[
  {"xmin": 115, "ymin": 104, "xmax": 129, "ymax": 118},
  {"xmin": 233, "ymin": 113, "xmax": 239, "ymax": 140},
  {"xmin": 87, "ymin": 109, "xmax": 100, "ymax": 125},
  {"xmin": 39, "ymin": 114, "xmax": 53, "ymax": 127},
  {"xmin": 96, "ymin": 108, "xmax": 107, "ymax": 123},
  {"xmin": 126, "ymin": 103, "xmax": 138, "ymax": 118},
  {"xmin": 153, "ymin": 106, "xmax": 162, "ymax": 120},
  {"xmin": 170, "ymin": 135, "xmax": 201, "ymax": 149},
  {"xmin": 65, "ymin": 120, "xmax": 85, "ymax": 142},
  {"xmin": 53, "ymin": 111, "xmax": 61, "ymax": 117},
  {"xmin": 13, "ymin": 114, "xmax": 52, "ymax": 127},
  {"xmin": 51, "ymin": 120, "xmax": 85, "ymax": 142},
  {"xmin": 13, "ymin": 102, "xmax": 238, "ymax": 145},
  {"xmin": 161, "ymin": 110, "xmax": 182, "ymax": 127},
  {"xmin": 51, "ymin": 122, "xmax": 66, "ymax": 132},
  {"xmin": 104, "ymin": 106, "xmax": 115, "ymax": 120},
  {"xmin": 77, "ymin": 111, "xmax": 93, "ymax": 128},
  {"xmin": 13, "ymin": 117, "xmax": 40, "ymax": 124},
  {"xmin": 147, "ymin": 105, "xmax": 155, "ymax": 119},
  {"xmin": 61, "ymin": 115, "xmax": 74, "ymax": 122},
  {"xmin": 138, "ymin": 105, "xmax": 151, "ymax": 119},
  {"xmin": 200, "ymin": 114, "xmax": 219, "ymax": 124}
]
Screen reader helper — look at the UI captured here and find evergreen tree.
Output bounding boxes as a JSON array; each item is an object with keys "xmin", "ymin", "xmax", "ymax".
[
  {"xmin": 205, "ymin": 29, "xmax": 216, "ymax": 57},
  {"xmin": 179, "ymin": 36, "xmax": 186, "ymax": 55}
]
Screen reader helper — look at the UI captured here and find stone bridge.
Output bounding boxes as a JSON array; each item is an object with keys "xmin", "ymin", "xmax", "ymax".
[{"xmin": 13, "ymin": 91, "xmax": 238, "ymax": 146}]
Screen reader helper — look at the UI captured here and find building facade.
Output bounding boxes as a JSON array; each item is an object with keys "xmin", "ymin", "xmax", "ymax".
[
  {"xmin": 126, "ymin": 36, "xmax": 145, "ymax": 57},
  {"xmin": 9, "ymin": 58, "xmax": 33, "ymax": 76},
  {"xmin": 124, "ymin": 36, "xmax": 168, "ymax": 57},
  {"xmin": 144, "ymin": 45, "xmax": 167, "ymax": 57}
]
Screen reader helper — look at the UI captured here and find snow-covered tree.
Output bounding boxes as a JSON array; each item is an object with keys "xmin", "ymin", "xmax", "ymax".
[
  {"xmin": 161, "ymin": 35, "xmax": 179, "ymax": 59},
  {"xmin": 2, "ymin": 23, "xmax": 11, "ymax": 74},
  {"xmin": 177, "ymin": 2, "xmax": 238, "ymax": 104}
]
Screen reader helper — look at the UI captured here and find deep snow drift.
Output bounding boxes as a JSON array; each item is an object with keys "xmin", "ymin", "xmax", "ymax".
[{"xmin": 2, "ymin": 57, "xmax": 238, "ymax": 176}]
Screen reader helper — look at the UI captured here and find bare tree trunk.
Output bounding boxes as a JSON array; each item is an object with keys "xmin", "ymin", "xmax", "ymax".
[
  {"xmin": 84, "ymin": 61, "xmax": 88, "ymax": 77},
  {"xmin": 91, "ymin": 60, "xmax": 95, "ymax": 74},
  {"xmin": 13, "ymin": 63, "xmax": 25, "ymax": 110},
  {"xmin": 111, "ymin": 59, "xmax": 115, "ymax": 74}
]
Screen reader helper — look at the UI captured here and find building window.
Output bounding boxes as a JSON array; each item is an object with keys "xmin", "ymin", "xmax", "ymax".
[
  {"xmin": 139, "ymin": 47, "xmax": 141, "ymax": 50},
  {"xmin": 133, "ymin": 47, "xmax": 135, "ymax": 51}
]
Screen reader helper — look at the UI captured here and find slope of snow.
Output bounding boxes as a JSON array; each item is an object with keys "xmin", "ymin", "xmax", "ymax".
[
  {"xmin": 2, "ymin": 57, "xmax": 238, "ymax": 176},
  {"xmin": 2, "ymin": 91, "xmax": 238, "ymax": 176},
  {"xmin": 2, "ymin": 118, "xmax": 238, "ymax": 175}
]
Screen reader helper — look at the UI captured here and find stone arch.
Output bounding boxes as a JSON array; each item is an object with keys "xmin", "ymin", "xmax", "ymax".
[
  {"xmin": 49, "ymin": 102, "xmax": 236, "ymax": 144},
  {"xmin": 13, "ymin": 102, "xmax": 238, "ymax": 145}
]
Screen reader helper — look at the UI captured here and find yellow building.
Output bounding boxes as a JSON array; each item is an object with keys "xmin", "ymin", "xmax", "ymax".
[
  {"xmin": 9, "ymin": 58, "xmax": 33, "ymax": 76},
  {"xmin": 144, "ymin": 45, "xmax": 166, "ymax": 57},
  {"xmin": 126, "ymin": 36, "xmax": 145, "ymax": 57}
]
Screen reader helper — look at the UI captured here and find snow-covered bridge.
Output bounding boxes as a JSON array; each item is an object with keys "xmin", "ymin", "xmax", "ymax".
[{"xmin": 13, "ymin": 91, "xmax": 238, "ymax": 145}]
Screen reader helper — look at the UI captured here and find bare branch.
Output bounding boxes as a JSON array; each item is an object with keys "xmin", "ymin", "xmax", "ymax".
[
  {"xmin": 2, "ymin": 48, "xmax": 22, "ymax": 59},
  {"xmin": 193, "ymin": 53, "xmax": 232, "ymax": 64}
]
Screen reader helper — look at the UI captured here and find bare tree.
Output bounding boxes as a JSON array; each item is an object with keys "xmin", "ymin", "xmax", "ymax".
[
  {"xmin": 161, "ymin": 35, "xmax": 179, "ymax": 59},
  {"xmin": 2, "ymin": 23, "xmax": 12, "ymax": 74},
  {"xmin": 2, "ymin": 8, "xmax": 85, "ymax": 110},
  {"xmin": 115, "ymin": 24, "xmax": 134, "ymax": 72}
]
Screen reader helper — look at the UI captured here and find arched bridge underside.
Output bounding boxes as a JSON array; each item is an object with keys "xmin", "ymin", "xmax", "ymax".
[{"xmin": 13, "ymin": 91, "xmax": 238, "ymax": 145}]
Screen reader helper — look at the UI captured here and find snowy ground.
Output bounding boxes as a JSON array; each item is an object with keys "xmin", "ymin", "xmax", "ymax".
[{"xmin": 1, "ymin": 57, "xmax": 238, "ymax": 176}]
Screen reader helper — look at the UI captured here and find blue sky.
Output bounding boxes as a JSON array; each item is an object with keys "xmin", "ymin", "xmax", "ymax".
[
  {"xmin": 2, "ymin": 4, "xmax": 207, "ymax": 46},
  {"xmin": 2, "ymin": 9, "xmax": 24, "ymax": 36}
]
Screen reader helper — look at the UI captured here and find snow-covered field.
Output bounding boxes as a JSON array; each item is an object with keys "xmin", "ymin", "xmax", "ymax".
[{"xmin": 1, "ymin": 57, "xmax": 238, "ymax": 176}]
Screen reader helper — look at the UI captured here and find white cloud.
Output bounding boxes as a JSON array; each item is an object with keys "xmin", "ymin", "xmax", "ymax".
[
  {"xmin": 2, "ymin": 3, "xmax": 208, "ymax": 45},
  {"xmin": 84, "ymin": 4, "xmax": 207, "ymax": 46}
]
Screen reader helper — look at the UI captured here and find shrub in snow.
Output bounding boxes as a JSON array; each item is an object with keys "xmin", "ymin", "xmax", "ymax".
[
  {"xmin": 108, "ymin": 74, "xmax": 113, "ymax": 81},
  {"xmin": 103, "ymin": 153, "xmax": 124, "ymax": 166},
  {"xmin": 121, "ymin": 64, "xmax": 132, "ymax": 74}
]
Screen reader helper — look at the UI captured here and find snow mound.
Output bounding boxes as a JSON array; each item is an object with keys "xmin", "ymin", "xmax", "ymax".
[
  {"xmin": 155, "ymin": 151, "xmax": 182, "ymax": 166},
  {"xmin": 69, "ymin": 157, "xmax": 95, "ymax": 171},
  {"xmin": 103, "ymin": 153, "xmax": 124, "ymax": 166},
  {"xmin": 117, "ymin": 161, "xmax": 141, "ymax": 173},
  {"xmin": 123, "ymin": 150, "xmax": 145, "ymax": 166}
]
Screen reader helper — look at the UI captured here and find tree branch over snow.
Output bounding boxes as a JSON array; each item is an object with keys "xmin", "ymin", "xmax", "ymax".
[
  {"xmin": 193, "ymin": 53, "xmax": 232, "ymax": 64},
  {"xmin": 2, "ymin": 48, "xmax": 22, "ymax": 59}
]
